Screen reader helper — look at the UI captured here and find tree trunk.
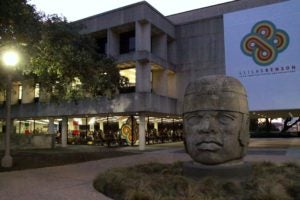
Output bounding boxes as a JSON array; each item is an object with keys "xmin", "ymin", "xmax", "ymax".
[
  {"xmin": 281, "ymin": 117, "xmax": 300, "ymax": 133},
  {"xmin": 265, "ymin": 118, "xmax": 272, "ymax": 132}
]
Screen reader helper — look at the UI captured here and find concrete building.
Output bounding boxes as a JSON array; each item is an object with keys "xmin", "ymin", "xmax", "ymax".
[{"xmin": 0, "ymin": 0, "xmax": 293, "ymax": 149}]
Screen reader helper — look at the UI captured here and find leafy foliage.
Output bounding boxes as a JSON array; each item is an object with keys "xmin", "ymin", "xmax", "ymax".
[
  {"xmin": 281, "ymin": 117, "xmax": 300, "ymax": 133},
  {"xmin": 0, "ymin": 0, "xmax": 41, "ymax": 46},
  {"xmin": 26, "ymin": 15, "xmax": 120, "ymax": 101},
  {"xmin": 0, "ymin": 0, "xmax": 120, "ymax": 102},
  {"xmin": 0, "ymin": 0, "xmax": 41, "ymax": 88}
]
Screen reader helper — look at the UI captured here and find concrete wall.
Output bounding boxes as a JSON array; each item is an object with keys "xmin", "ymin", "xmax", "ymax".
[
  {"xmin": 152, "ymin": 69, "xmax": 168, "ymax": 96},
  {"xmin": 0, "ymin": 134, "xmax": 54, "ymax": 150},
  {"xmin": 174, "ymin": 16, "xmax": 225, "ymax": 109},
  {"xmin": 107, "ymin": 29, "xmax": 119, "ymax": 57},
  {"xmin": 117, "ymin": 51, "xmax": 176, "ymax": 72},
  {"xmin": 0, "ymin": 81, "xmax": 35, "ymax": 105},
  {"xmin": 152, "ymin": 33, "xmax": 167, "ymax": 60},
  {"xmin": 11, "ymin": 83, "xmax": 19, "ymax": 105},
  {"xmin": 77, "ymin": 2, "xmax": 175, "ymax": 38},
  {"xmin": 167, "ymin": 71, "xmax": 176, "ymax": 98},
  {"xmin": 167, "ymin": 0, "xmax": 288, "ymax": 25},
  {"xmin": 171, "ymin": 0, "xmax": 288, "ymax": 113},
  {"xmin": 22, "ymin": 80, "xmax": 35, "ymax": 104}
]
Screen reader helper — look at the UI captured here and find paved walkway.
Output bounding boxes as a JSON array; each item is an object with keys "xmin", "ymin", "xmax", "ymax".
[{"xmin": 0, "ymin": 138, "xmax": 299, "ymax": 200}]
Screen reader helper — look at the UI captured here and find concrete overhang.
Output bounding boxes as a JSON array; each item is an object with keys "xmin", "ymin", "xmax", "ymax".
[
  {"xmin": 74, "ymin": 2, "xmax": 175, "ymax": 38},
  {"xmin": 1, "ymin": 93, "xmax": 178, "ymax": 119},
  {"xmin": 250, "ymin": 109, "xmax": 300, "ymax": 119},
  {"xmin": 116, "ymin": 51, "xmax": 176, "ymax": 72}
]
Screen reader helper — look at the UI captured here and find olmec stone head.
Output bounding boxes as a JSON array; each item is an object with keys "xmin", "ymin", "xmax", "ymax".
[{"xmin": 183, "ymin": 75, "xmax": 249, "ymax": 165}]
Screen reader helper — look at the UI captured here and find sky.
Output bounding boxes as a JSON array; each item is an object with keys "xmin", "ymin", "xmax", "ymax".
[{"xmin": 28, "ymin": 0, "xmax": 234, "ymax": 22}]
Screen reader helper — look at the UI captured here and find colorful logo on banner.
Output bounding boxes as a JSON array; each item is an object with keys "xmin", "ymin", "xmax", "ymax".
[
  {"xmin": 241, "ymin": 20, "xmax": 289, "ymax": 66},
  {"xmin": 121, "ymin": 117, "xmax": 138, "ymax": 144}
]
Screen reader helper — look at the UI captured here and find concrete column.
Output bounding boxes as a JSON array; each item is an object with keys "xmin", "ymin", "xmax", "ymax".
[
  {"xmin": 152, "ymin": 33, "xmax": 167, "ymax": 59},
  {"xmin": 39, "ymin": 88, "xmax": 50, "ymax": 103},
  {"xmin": 99, "ymin": 121, "xmax": 104, "ymax": 131},
  {"xmin": 107, "ymin": 29, "xmax": 119, "ymax": 57},
  {"xmin": 118, "ymin": 120, "xmax": 123, "ymax": 129},
  {"xmin": 136, "ymin": 61, "xmax": 151, "ymax": 93},
  {"xmin": 11, "ymin": 83, "xmax": 18, "ymax": 105},
  {"xmin": 168, "ymin": 39, "xmax": 177, "ymax": 64},
  {"xmin": 135, "ymin": 21, "xmax": 151, "ymax": 52},
  {"xmin": 152, "ymin": 69, "xmax": 168, "ymax": 96},
  {"xmin": 154, "ymin": 121, "xmax": 158, "ymax": 130},
  {"xmin": 168, "ymin": 71, "xmax": 176, "ymax": 98},
  {"xmin": 22, "ymin": 80, "xmax": 35, "ymax": 104},
  {"xmin": 48, "ymin": 118, "xmax": 55, "ymax": 134},
  {"xmin": 89, "ymin": 118, "xmax": 95, "ymax": 132},
  {"xmin": 145, "ymin": 118, "xmax": 148, "ymax": 131},
  {"xmin": 90, "ymin": 123, "xmax": 94, "ymax": 132},
  {"xmin": 48, "ymin": 118, "xmax": 55, "ymax": 148},
  {"xmin": 61, "ymin": 117, "xmax": 68, "ymax": 147},
  {"xmin": 139, "ymin": 115, "xmax": 146, "ymax": 150}
]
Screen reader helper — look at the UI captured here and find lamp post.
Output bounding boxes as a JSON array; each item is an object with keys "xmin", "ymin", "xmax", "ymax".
[{"xmin": 1, "ymin": 50, "xmax": 19, "ymax": 168}]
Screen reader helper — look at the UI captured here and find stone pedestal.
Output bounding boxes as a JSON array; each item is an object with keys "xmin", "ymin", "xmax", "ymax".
[{"xmin": 183, "ymin": 161, "xmax": 252, "ymax": 180}]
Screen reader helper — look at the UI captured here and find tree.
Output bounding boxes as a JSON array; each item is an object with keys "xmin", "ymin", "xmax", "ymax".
[
  {"xmin": 1, "ymin": 0, "xmax": 120, "ymax": 102},
  {"xmin": 0, "ymin": 0, "xmax": 41, "ymax": 88},
  {"xmin": 257, "ymin": 118, "xmax": 279, "ymax": 132},
  {"xmin": 281, "ymin": 117, "xmax": 300, "ymax": 133},
  {"xmin": 27, "ymin": 15, "xmax": 120, "ymax": 101},
  {"xmin": 0, "ymin": 0, "xmax": 41, "ymax": 46}
]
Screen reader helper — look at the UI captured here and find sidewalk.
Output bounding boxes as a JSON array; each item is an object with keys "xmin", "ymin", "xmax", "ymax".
[{"xmin": 0, "ymin": 138, "xmax": 299, "ymax": 200}]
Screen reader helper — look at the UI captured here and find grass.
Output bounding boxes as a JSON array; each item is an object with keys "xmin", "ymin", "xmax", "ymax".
[
  {"xmin": 0, "ymin": 147, "xmax": 138, "ymax": 172},
  {"xmin": 94, "ymin": 162, "xmax": 300, "ymax": 200}
]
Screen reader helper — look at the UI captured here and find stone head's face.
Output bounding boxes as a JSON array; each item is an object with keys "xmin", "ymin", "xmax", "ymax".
[
  {"xmin": 183, "ymin": 75, "xmax": 249, "ymax": 165},
  {"xmin": 184, "ymin": 110, "xmax": 246, "ymax": 164}
]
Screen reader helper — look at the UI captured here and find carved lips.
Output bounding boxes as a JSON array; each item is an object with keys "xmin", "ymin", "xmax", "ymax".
[{"xmin": 196, "ymin": 141, "xmax": 223, "ymax": 152}]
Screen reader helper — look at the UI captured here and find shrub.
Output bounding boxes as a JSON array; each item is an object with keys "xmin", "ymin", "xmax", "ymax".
[{"xmin": 94, "ymin": 162, "xmax": 300, "ymax": 200}]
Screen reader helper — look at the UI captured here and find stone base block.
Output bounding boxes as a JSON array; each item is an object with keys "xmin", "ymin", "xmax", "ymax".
[{"xmin": 183, "ymin": 161, "xmax": 252, "ymax": 180}]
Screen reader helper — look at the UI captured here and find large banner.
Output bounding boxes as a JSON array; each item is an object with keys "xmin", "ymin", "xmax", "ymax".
[{"xmin": 224, "ymin": 0, "xmax": 300, "ymax": 111}]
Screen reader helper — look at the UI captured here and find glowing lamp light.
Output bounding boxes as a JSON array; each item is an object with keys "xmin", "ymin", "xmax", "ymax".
[{"xmin": 2, "ymin": 50, "xmax": 19, "ymax": 67}]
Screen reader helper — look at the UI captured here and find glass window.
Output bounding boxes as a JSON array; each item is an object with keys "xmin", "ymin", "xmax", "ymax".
[
  {"xmin": 18, "ymin": 84, "xmax": 22, "ymax": 100},
  {"xmin": 34, "ymin": 83, "xmax": 40, "ymax": 98},
  {"xmin": 120, "ymin": 68, "xmax": 136, "ymax": 86},
  {"xmin": 120, "ymin": 31, "xmax": 135, "ymax": 54},
  {"xmin": 96, "ymin": 37, "xmax": 107, "ymax": 54},
  {"xmin": 119, "ymin": 68, "xmax": 136, "ymax": 93}
]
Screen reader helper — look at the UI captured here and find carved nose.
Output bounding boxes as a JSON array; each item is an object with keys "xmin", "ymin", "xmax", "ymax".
[{"xmin": 197, "ymin": 117, "xmax": 216, "ymax": 134}]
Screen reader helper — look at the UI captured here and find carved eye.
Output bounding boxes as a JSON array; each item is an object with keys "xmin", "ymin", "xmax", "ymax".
[
  {"xmin": 186, "ymin": 115, "xmax": 202, "ymax": 125},
  {"xmin": 218, "ymin": 113, "xmax": 235, "ymax": 125}
]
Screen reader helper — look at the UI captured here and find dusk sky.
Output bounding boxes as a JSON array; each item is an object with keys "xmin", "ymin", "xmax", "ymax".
[{"xmin": 28, "ymin": 0, "xmax": 234, "ymax": 21}]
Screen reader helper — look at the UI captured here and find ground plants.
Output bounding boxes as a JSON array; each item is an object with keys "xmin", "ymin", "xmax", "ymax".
[{"xmin": 94, "ymin": 162, "xmax": 300, "ymax": 200}]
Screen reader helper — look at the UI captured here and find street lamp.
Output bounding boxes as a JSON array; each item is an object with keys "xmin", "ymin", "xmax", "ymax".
[{"xmin": 1, "ymin": 50, "xmax": 19, "ymax": 168}]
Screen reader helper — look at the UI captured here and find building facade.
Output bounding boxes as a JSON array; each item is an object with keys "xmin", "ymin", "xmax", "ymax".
[{"xmin": 0, "ymin": 0, "xmax": 290, "ymax": 149}]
